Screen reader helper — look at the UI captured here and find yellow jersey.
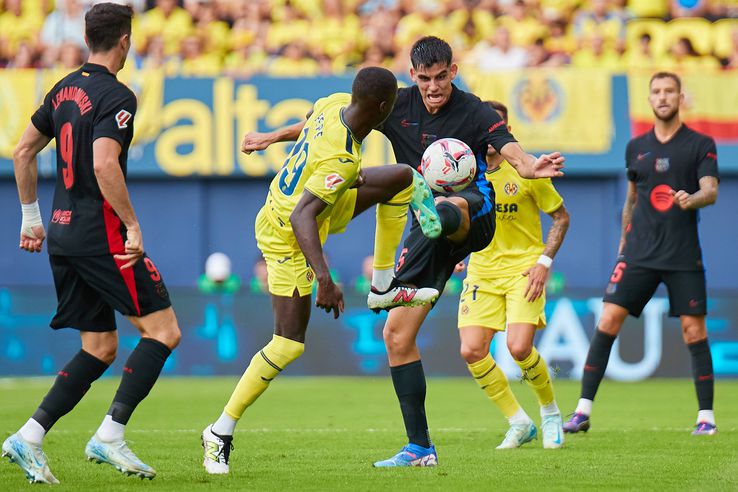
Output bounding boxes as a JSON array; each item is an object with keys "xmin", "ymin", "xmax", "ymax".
[
  {"xmin": 263, "ymin": 92, "xmax": 361, "ymax": 236},
  {"xmin": 467, "ymin": 161, "xmax": 563, "ymax": 278}
]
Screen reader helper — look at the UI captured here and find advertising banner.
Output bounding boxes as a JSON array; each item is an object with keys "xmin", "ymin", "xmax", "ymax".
[{"xmin": 1, "ymin": 288, "xmax": 736, "ymax": 379}]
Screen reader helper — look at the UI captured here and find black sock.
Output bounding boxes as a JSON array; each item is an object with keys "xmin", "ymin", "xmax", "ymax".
[
  {"xmin": 32, "ymin": 350, "xmax": 109, "ymax": 431},
  {"xmin": 580, "ymin": 329, "xmax": 617, "ymax": 402},
  {"xmin": 390, "ymin": 360, "xmax": 431, "ymax": 448},
  {"xmin": 687, "ymin": 338, "xmax": 714, "ymax": 411},
  {"xmin": 108, "ymin": 338, "xmax": 171, "ymax": 425},
  {"xmin": 437, "ymin": 201, "xmax": 462, "ymax": 235}
]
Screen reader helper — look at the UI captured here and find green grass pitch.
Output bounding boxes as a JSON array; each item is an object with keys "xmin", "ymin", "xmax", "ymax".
[{"xmin": 1, "ymin": 377, "xmax": 737, "ymax": 491}]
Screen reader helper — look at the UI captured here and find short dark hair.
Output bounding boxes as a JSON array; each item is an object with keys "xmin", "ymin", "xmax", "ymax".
[
  {"xmin": 410, "ymin": 36, "xmax": 453, "ymax": 69},
  {"xmin": 650, "ymin": 71, "xmax": 681, "ymax": 92},
  {"xmin": 352, "ymin": 66, "xmax": 397, "ymax": 103},
  {"xmin": 85, "ymin": 3, "xmax": 133, "ymax": 53},
  {"xmin": 485, "ymin": 100, "xmax": 508, "ymax": 123}
]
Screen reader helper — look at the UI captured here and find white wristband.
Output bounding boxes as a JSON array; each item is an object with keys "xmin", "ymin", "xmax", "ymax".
[
  {"xmin": 537, "ymin": 254, "xmax": 553, "ymax": 268},
  {"xmin": 21, "ymin": 200, "xmax": 43, "ymax": 237}
]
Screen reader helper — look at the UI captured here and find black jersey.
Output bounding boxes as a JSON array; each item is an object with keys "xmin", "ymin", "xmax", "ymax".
[
  {"xmin": 622, "ymin": 125, "xmax": 719, "ymax": 271},
  {"xmin": 31, "ymin": 63, "xmax": 137, "ymax": 256},
  {"xmin": 379, "ymin": 84, "xmax": 517, "ymax": 201}
]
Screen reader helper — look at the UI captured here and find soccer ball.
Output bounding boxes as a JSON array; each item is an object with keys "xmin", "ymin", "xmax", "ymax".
[{"xmin": 420, "ymin": 138, "xmax": 477, "ymax": 193}]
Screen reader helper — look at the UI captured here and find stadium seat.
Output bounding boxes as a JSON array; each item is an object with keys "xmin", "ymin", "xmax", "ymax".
[
  {"xmin": 666, "ymin": 18, "xmax": 714, "ymax": 55},
  {"xmin": 713, "ymin": 18, "xmax": 738, "ymax": 59},
  {"xmin": 625, "ymin": 19, "xmax": 668, "ymax": 56}
]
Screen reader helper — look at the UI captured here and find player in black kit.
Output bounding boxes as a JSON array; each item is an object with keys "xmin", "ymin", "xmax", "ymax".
[
  {"xmin": 564, "ymin": 72, "xmax": 719, "ymax": 436},
  {"xmin": 2, "ymin": 4, "xmax": 180, "ymax": 484},
  {"xmin": 241, "ymin": 36, "xmax": 564, "ymax": 466}
]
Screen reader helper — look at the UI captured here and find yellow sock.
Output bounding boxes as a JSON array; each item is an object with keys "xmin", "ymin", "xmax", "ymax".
[
  {"xmin": 224, "ymin": 335, "xmax": 304, "ymax": 419},
  {"xmin": 468, "ymin": 354, "xmax": 521, "ymax": 419},
  {"xmin": 372, "ymin": 183, "xmax": 412, "ymax": 289},
  {"xmin": 515, "ymin": 347, "xmax": 555, "ymax": 407}
]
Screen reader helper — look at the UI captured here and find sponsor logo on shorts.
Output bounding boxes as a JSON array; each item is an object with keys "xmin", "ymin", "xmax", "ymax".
[
  {"xmin": 155, "ymin": 282, "xmax": 169, "ymax": 300},
  {"xmin": 605, "ymin": 282, "xmax": 617, "ymax": 295},
  {"xmin": 689, "ymin": 299, "xmax": 699, "ymax": 308},
  {"xmin": 654, "ymin": 157, "xmax": 670, "ymax": 173},
  {"xmin": 306, "ymin": 270, "xmax": 314, "ymax": 282},
  {"xmin": 51, "ymin": 209, "xmax": 72, "ymax": 225},
  {"xmin": 324, "ymin": 173, "xmax": 345, "ymax": 189},
  {"xmin": 461, "ymin": 304, "xmax": 470, "ymax": 315},
  {"xmin": 504, "ymin": 182, "xmax": 519, "ymax": 196}
]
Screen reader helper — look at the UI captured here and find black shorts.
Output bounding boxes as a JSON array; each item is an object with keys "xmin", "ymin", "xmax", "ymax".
[
  {"xmin": 49, "ymin": 254, "xmax": 171, "ymax": 332},
  {"xmin": 395, "ymin": 187, "xmax": 495, "ymax": 294},
  {"xmin": 603, "ymin": 260, "xmax": 706, "ymax": 318}
]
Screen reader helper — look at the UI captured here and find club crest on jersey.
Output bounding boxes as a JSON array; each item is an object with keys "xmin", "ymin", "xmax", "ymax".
[
  {"xmin": 324, "ymin": 173, "xmax": 344, "ymax": 189},
  {"xmin": 115, "ymin": 110, "xmax": 131, "ymax": 129},
  {"xmin": 654, "ymin": 158, "xmax": 670, "ymax": 173},
  {"xmin": 504, "ymin": 182, "xmax": 519, "ymax": 196}
]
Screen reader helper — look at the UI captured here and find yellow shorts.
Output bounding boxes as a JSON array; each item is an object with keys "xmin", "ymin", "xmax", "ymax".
[
  {"xmin": 254, "ymin": 189, "xmax": 356, "ymax": 297},
  {"xmin": 457, "ymin": 274, "xmax": 546, "ymax": 331}
]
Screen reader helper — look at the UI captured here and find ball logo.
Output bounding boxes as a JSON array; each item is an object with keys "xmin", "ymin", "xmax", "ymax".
[
  {"xmin": 504, "ymin": 182, "xmax": 519, "ymax": 196},
  {"xmin": 512, "ymin": 76, "xmax": 563, "ymax": 124},
  {"xmin": 649, "ymin": 184, "xmax": 673, "ymax": 212},
  {"xmin": 654, "ymin": 158, "xmax": 670, "ymax": 173}
]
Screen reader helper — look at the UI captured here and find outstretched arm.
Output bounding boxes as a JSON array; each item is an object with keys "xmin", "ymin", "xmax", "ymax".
[
  {"xmin": 500, "ymin": 141, "xmax": 565, "ymax": 179},
  {"xmin": 672, "ymin": 176, "xmax": 718, "ymax": 211},
  {"xmin": 523, "ymin": 204, "xmax": 570, "ymax": 301},
  {"xmin": 14, "ymin": 123, "xmax": 52, "ymax": 253},
  {"xmin": 241, "ymin": 108, "xmax": 313, "ymax": 155},
  {"xmin": 290, "ymin": 191, "xmax": 344, "ymax": 318}
]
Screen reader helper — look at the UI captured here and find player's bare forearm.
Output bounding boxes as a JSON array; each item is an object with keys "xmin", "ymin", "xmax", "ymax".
[
  {"xmin": 93, "ymin": 138, "xmax": 139, "ymax": 230},
  {"xmin": 275, "ymin": 120, "xmax": 307, "ymax": 143},
  {"xmin": 674, "ymin": 176, "xmax": 718, "ymax": 210},
  {"xmin": 500, "ymin": 142, "xmax": 564, "ymax": 179},
  {"xmin": 290, "ymin": 192, "xmax": 331, "ymax": 282},
  {"xmin": 619, "ymin": 181, "xmax": 636, "ymax": 253},
  {"xmin": 500, "ymin": 142, "xmax": 536, "ymax": 178},
  {"xmin": 13, "ymin": 123, "xmax": 51, "ymax": 203},
  {"xmin": 542, "ymin": 204, "xmax": 570, "ymax": 259}
]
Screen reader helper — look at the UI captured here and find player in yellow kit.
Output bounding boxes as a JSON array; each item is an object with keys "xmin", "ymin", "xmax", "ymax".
[
  {"xmin": 200, "ymin": 67, "xmax": 442, "ymax": 474},
  {"xmin": 457, "ymin": 101, "xmax": 571, "ymax": 450}
]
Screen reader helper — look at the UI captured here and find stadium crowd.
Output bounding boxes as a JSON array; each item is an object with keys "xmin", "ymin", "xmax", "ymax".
[{"xmin": 1, "ymin": 0, "xmax": 737, "ymax": 74}]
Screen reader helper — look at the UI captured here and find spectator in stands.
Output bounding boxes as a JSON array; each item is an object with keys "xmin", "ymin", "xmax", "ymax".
[
  {"xmin": 39, "ymin": 0, "xmax": 86, "ymax": 68},
  {"xmin": 498, "ymin": 0, "xmax": 547, "ymax": 47},
  {"xmin": 57, "ymin": 41, "xmax": 84, "ymax": 70},
  {"xmin": 178, "ymin": 33, "xmax": 222, "ymax": 76},
  {"xmin": 663, "ymin": 37, "xmax": 720, "ymax": 71},
  {"xmin": 573, "ymin": 0, "xmax": 625, "ymax": 52},
  {"xmin": 470, "ymin": 26, "xmax": 528, "ymax": 72},
  {"xmin": 268, "ymin": 41, "xmax": 320, "ymax": 77},
  {"xmin": 395, "ymin": 0, "xmax": 444, "ymax": 49},
  {"xmin": 224, "ymin": 38, "xmax": 268, "ymax": 78},
  {"xmin": 266, "ymin": 2, "xmax": 309, "ymax": 55},
  {"xmin": 199, "ymin": 252, "xmax": 242, "ymax": 295},
  {"xmin": 193, "ymin": 0, "xmax": 230, "ymax": 56},
  {"xmin": 572, "ymin": 33, "xmax": 624, "ymax": 72},
  {"xmin": 544, "ymin": 18, "xmax": 575, "ymax": 58},
  {"xmin": 0, "ymin": 0, "xmax": 42, "ymax": 62},
  {"xmin": 6, "ymin": 41, "xmax": 37, "ymax": 69},
  {"xmin": 359, "ymin": 45, "xmax": 390, "ymax": 69},
  {"xmin": 527, "ymin": 38, "xmax": 567, "ymax": 67},
  {"xmin": 624, "ymin": 33, "xmax": 659, "ymax": 70},
  {"xmin": 310, "ymin": 0, "xmax": 364, "ymax": 67},
  {"xmin": 139, "ymin": 0, "xmax": 193, "ymax": 56}
]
